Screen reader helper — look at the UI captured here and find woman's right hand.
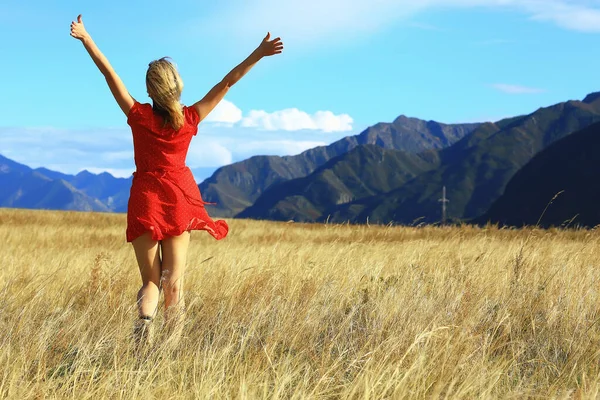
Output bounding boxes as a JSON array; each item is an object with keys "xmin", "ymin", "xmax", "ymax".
[{"xmin": 256, "ymin": 33, "xmax": 284, "ymax": 57}]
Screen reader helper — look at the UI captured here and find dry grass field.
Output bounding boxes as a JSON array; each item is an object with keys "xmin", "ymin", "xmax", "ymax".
[{"xmin": 2, "ymin": 208, "xmax": 600, "ymax": 399}]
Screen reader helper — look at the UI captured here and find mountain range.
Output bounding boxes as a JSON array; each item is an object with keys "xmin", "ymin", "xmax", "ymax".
[
  {"xmin": 314, "ymin": 92, "xmax": 600, "ymax": 225},
  {"xmin": 3, "ymin": 91, "xmax": 600, "ymax": 228},
  {"xmin": 0, "ymin": 115, "xmax": 478, "ymax": 216},
  {"xmin": 236, "ymin": 92, "xmax": 600, "ymax": 225},
  {"xmin": 199, "ymin": 117, "xmax": 480, "ymax": 217},
  {"xmin": 0, "ymin": 155, "xmax": 131, "ymax": 212}
]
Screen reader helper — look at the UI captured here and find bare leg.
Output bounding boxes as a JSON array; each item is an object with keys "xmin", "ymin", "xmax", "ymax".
[
  {"xmin": 160, "ymin": 231, "xmax": 190, "ymax": 341},
  {"xmin": 161, "ymin": 230, "xmax": 190, "ymax": 311},
  {"xmin": 131, "ymin": 231, "xmax": 162, "ymax": 318}
]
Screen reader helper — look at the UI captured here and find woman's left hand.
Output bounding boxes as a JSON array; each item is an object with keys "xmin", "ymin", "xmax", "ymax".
[
  {"xmin": 256, "ymin": 33, "xmax": 284, "ymax": 57},
  {"xmin": 70, "ymin": 14, "xmax": 89, "ymax": 41}
]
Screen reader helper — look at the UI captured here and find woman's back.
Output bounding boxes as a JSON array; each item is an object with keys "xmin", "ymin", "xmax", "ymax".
[{"xmin": 127, "ymin": 101, "xmax": 201, "ymax": 173}]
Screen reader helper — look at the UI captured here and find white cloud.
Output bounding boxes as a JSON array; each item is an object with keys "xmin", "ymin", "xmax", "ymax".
[
  {"xmin": 203, "ymin": 99, "xmax": 243, "ymax": 124},
  {"xmin": 187, "ymin": 139, "xmax": 233, "ymax": 167},
  {"xmin": 240, "ymin": 108, "xmax": 353, "ymax": 132},
  {"xmin": 200, "ymin": 99, "xmax": 355, "ymax": 132},
  {"xmin": 490, "ymin": 83, "xmax": 546, "ymax": 94},
  {"xmin": 312, "ymin": 111, "xmax": 354, "ymax": 132}
]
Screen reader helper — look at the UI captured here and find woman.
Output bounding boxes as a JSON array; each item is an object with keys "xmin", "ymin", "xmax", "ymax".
[{"xmin": 70, "ymin": 15, "xmax": 283, "ymax": 347}]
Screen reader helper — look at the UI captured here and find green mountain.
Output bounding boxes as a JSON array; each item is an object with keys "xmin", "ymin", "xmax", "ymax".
[
  {"xmin": 199, "ymin": 117, "xmax": 481, "ymax": 217},
  {"xmin": 320, "ymin": 92, "xmax": 600, "ymax": 225},
  {"xmin": 477, "ymin": 121, "xmax": 600, "ymax": 228},
  {"xmin": 236, "ymin": 144, "xmax": 440, "ymax": 221}
]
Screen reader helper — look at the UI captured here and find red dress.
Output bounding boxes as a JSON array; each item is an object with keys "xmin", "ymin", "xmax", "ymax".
[{"xmin": 125, "ymin": 101, "xmax": 229, "ymax": 242}]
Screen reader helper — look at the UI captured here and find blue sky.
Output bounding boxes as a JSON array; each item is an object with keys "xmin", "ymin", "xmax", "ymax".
[{"xmin": 1, "ymin": 0, "xmax": 600, "ymax": 181}]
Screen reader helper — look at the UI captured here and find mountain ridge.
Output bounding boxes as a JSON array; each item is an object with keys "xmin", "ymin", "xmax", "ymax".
[
  {"xmin": 199, "ymin": 116, "xmax": 481, "ymax": 217},
  {"xmin": 4, "ymin": 91, "xmax": 600, "ymax": 224},
  {"xmin": 236, "ymin": 144, "xmax": 441, "ymax": 222},
  {"xmin": 0, "ymin": 154, "xmax": 131, "ymax": 212},
  {"xmin": 318, "ymin": 92, "xmax": 600, "ymax": 225}
]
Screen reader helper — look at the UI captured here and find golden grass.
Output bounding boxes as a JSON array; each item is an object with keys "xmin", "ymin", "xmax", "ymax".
[{"xmin": 2, "ymin": 207, "xmax": 600, "ymax": 399}]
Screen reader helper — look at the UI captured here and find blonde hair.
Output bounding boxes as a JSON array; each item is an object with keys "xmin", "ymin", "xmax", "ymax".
[{"xmin": 146, "ymin": 57, "xmax": 185, "ymax": 130}]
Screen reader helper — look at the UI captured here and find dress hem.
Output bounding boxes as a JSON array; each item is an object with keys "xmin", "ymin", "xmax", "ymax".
[{"xmin": 126, "ymin": 216, "xmax": 228, "ymax": 243}]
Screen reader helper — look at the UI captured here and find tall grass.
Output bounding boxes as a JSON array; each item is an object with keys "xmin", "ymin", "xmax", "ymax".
[{"xmin": 2, "ymin": 208, "xmax": 600, "ymax": 398}]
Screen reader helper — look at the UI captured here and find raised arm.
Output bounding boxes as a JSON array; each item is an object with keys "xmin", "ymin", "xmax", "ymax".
[
  {"xmin": 192, "ymin": 33, "xmax": 283, "ymax": 123},
  {"xmin": 70, "ymin": 15, "xmax": 135, "ymax": 116}
]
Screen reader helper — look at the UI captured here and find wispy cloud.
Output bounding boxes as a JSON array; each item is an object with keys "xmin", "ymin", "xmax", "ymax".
[
  {"xmin": 0, "ymin": 95, "xmax": 355, "ymax": 179},
  {"xmin": 0, "ymin": 117, "xmax": 355, "ymax": 180},
  {"xmin": 0, "ymin": 126, "xmax": 135, "ymax": 177},
  {"xmin": 202, "ymin": 0, "xmax": 600, "ymax": 50},
  {"xmin": 490, "ymin": 83, "xmax": 546, "ymax": 94},
  {"xmin": 522, "ymin": 0, "xmax": 600, "ymax": 32}
]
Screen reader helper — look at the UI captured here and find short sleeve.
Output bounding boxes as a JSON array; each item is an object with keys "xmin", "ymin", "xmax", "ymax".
[
  {"xmin": 127, "ymin": 101, "xmax": 147, "ymax": 126},
  {"xmin": 185, "ymin": 105, "xmax": 201, "ymax": 131}
]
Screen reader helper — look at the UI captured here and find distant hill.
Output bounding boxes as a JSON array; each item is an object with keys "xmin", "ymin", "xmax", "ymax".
[
  {"xmin": 477, "ymin": 121, "xmax": 600, "ymax": 228},
  {"xmin": 0, "ymin": 155, "xmax": 131, "ymax": 212},
  {"xmin": 320, "ymin": 92, "xmax": 600, "ymax": 225},
  {"xmin": 65, "ymin": 170, "xmax": 131, "ymax": 212},
  {"xmin": 199, "ymin": 117, "xmax": 481, "ymax": 217},
  {"xmin": 237, "ymin": 144, "xmax": 440, "ymax": 222}
]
